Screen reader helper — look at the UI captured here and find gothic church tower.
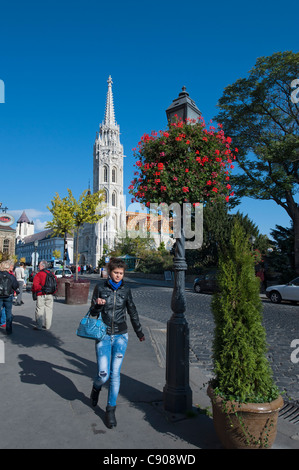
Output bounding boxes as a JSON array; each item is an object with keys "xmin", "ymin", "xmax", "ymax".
[{"xmin": 92, "ymin": 76, "xmax": 125, "ymax": 265}]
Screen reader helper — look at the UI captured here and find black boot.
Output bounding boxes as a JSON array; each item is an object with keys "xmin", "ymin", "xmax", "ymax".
[
  {"xmin": 90, "ymin": 386, "xmax": 101, "ymax": 407},
  {"xmin": 105, "ymin": 405, "xmax": 117, "ymax": 428}
]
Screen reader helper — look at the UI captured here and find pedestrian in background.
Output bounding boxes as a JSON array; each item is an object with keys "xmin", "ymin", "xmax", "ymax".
[
  {"xmin": 0, "ymin": 260, "xmax": 19, "ymax": 335},
  {"xmin": 15, "ymin": 262, "xmax": 26, "ymax": 305},
  {"xmin": 32, "ymin": 260, "xmax": 57, "ymax": 330},
  {"xmin": 89, "ymin": 258, "xmax": 145, "ymax": 429}
]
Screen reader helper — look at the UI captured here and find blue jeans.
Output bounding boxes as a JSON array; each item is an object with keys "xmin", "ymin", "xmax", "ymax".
[
  {"xmin": 1, "ymin": 306, "xmax": 6, "ymax": 325},
  {"xmin": 94, "ymin": 333, "xmax": 128, "ymax": 407},
  {"xmin": 0, "ymin": 295, "xmax": 13, "ymax": 333}
]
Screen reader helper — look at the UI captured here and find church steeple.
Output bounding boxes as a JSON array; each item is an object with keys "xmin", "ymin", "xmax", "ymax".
[
  {"xmin": 99, "ymin": 75, "xmax": 120, "ymax": 146},
  {"xmin": 104, "ymin": 76, "xmax": 116, "ymax": 127},
  {"xmin": 91, "ymin": 76, "xmax": 125, "ymax": 264}
]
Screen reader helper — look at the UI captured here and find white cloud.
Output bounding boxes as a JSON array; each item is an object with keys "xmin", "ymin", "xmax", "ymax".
[
  {"xmin": 10, "ymin": 209, "xmax": 49, "ymax": 221},
  {"xmin": 34, "ymin": 219, "xmax": 49, "ymax": 232}
]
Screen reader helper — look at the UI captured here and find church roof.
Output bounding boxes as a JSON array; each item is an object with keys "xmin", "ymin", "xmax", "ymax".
[{"xmin": 17, "ymin": 210, "xmax": 32, "ymax": 224}]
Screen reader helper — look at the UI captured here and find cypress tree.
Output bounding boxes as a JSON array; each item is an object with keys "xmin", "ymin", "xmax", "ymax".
[{"xmin": 211, "ymin": 220, "xmax": 279, "ymax": 403}]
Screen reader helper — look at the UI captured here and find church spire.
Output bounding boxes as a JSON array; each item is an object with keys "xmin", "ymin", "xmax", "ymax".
[{"xmin": 104, "ymin": 76, "xmax": 116, "ymax": 127}]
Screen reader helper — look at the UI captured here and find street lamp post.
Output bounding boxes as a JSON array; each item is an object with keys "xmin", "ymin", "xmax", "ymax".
[
  {"xmin": 33, "ymin": 239, "xmax": 39, "ymax": 273},
  {"xmin": 163, "ymin": 88, "xmax": 201, "ymax": 414}
]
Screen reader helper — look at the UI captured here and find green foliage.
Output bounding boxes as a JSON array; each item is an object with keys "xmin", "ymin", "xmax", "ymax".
[
  {"xmin": 211, "ymin": 221, "xmax": 279, "ymax": 403},
  {"xmin": 187, "ymin": 202, "xmax": 270, "ymax": 271},
  {"xmin": 214, "ymin": 51, "xmax": 299, "ymax": 272},
  {"xmin": 267, "ymin": 222, "xmax": 296, "ymax": 282},
  {"xmin": 52, "ymin": 249, "xmax": 61, "ymax": 260},
  {"xmin": 47, "ymin": 188, "xmax": 105, "ymax": 279},
  {"xmin": 136, "ymin": 248, "xmax": 173, "ymax": 274},
  {"xmin": 110, "ymin": 235, "xmax": 173, "ymax": 274}
]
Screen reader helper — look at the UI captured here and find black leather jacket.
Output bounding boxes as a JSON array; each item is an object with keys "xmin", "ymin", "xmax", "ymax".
[{"xmin": 90, "ymin": 280, "xmax": 144, "ymax": 338}]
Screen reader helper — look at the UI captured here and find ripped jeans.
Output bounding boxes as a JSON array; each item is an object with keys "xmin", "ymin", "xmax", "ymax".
[{"xmin": 94, "ymin": 333, "xmax": 128, "ymax": 407}]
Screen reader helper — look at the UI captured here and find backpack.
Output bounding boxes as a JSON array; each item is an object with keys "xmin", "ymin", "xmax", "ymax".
[
  {"xmin": 41, "ymin": 270, "xmax": 57, "ymax": 295},
  {"xmin": 0, "ymin": 272, "xmax": 13, "ymax": 297}
]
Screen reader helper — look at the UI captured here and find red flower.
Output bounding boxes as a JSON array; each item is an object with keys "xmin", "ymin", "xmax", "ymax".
[
  {"xmin": 182, "ymin": 187, "xmax": 189, "ymax": 192},
  {"xmin": 157, "ymin": 162, "xmax": 164, "ymax": 170},
  {"xmin": 185, "ymin": 168, "xmax": 189, "ymax": 172}
]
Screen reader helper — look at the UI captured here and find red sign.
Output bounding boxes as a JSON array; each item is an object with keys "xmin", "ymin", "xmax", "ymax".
[{"xmin": 0, "ymin": 214, "xmax": 15, "ymax": 226}]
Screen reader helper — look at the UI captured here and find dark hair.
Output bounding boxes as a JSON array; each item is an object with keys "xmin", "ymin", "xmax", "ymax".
[{"xmin": 107, "ymin": 258, "xmax": 126, "ymax": 273}]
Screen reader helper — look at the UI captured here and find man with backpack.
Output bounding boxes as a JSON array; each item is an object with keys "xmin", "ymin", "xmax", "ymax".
[
  {"xmin": 32, "ymin": 260, "xmax": 57, "ymax": 331},
  {"xmin": 0, "ymin": 260, "xmax": 20, "ymax": 335}
]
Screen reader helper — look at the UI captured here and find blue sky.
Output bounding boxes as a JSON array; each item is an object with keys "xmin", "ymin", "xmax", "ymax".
[{"xmin": 0, "ymin": 0, "xmax": 297, "ymax": 237}]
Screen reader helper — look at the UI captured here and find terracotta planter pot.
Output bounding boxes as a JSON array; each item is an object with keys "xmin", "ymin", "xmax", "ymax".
[
  {"xmin": 56, "ymin": 277, "xmax": 74, "ymax": 297},
  {"xmin": 65, "ymin": 279, "xmax": 90, "ymax": 305},
  {"xmin": 207, "ymin": 385, "xmax": 283, "ymax": 449}
]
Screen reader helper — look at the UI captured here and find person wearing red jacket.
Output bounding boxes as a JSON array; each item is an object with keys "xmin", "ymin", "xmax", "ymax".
[{"xmin": 32, "ymin": 260, "xmax": 57, "ymax": 331}]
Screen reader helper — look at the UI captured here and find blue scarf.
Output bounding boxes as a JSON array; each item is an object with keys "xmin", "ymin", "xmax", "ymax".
[{"xmin": 108, "ymin": 279, "xmax": 122, "ymax": 290}]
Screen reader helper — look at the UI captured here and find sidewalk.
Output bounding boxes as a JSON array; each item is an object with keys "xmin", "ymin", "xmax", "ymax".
[{"xmin": 0, "ymin": 287, "xmax": 298, "ymax": 449}]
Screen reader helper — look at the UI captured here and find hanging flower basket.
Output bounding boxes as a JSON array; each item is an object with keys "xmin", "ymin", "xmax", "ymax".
[{"xmin": 129, "ymin": 116, "xmax": 236, "ymax": 207}]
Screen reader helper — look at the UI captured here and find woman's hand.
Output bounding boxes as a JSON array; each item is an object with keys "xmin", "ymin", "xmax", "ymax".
[{"xmin": 96, "ymin": 298, "xmax": 106, "ymax": 305}]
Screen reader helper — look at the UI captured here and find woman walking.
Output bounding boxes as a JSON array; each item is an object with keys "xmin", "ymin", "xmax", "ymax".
[{"xmin": 89, "ymin": 258, "xmax": 145, "ymax": 428}]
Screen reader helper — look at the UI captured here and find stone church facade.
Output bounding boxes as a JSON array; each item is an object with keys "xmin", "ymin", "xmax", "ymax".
[{"xmin": 78, "ymin": 76, "xmax": 126, "ymax": 268}]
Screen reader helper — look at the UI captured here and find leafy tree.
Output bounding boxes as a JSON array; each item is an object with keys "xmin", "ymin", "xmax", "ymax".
[
  {"xmin": 52, "ymin": 249, "xmax": 61, "ymax": 260},
  {"xmin": 187, "ymin": 201, "xmax": 269, "ymax": 270},
  {"xmin": 46, "ymin": 192, "xmax": 75, "ymax": 274},
  {"xmin": 47, "ymin": 189, "xmax": 105, "ymax": 279},
  {"xmin": 267, "ymin": 222, "xmax": 296, "ymax": 281},
  {"xmin": 214, "ymin": 51, "xmax": 299, "ymax": 272}
]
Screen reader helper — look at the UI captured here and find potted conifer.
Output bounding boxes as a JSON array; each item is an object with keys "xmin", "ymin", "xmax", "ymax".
[{"xmin": 207, "ymin": 220, "xmax": 283, "ymax": 449}]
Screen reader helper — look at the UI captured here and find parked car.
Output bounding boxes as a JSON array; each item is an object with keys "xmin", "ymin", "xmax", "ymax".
[
  {"xmin": 51, "ymin": 268, "xmax": 73, "ymax": 278},
  {"xmin": 266, "ymin": 277, "xmax": 299, "ymax": 304},
  {"xmin": 193, "ymin": 271, "xmax": 218, "ymax": 293}
]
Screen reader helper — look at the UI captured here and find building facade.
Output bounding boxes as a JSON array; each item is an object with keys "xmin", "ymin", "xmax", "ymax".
[
  {"xmin": 15, "ymin": 211, "xmax": 73, "ymax": 266},
  {"xmin": 0, "ymin": 225, "xmax": 16, "ymax": 259}
]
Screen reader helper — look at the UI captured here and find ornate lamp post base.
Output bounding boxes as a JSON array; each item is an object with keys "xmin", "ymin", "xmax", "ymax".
[
  {"xmin": 163, "ymin": 223, "xmax": 192, "ymax": 414},
  {"xmin": 163, "ymin": 315, "xmax": 192, "ymax": 413}
]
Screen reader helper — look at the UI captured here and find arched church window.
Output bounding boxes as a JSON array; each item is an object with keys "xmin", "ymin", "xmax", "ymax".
[
  {"xmin": 103, "ymin": 189, "xmax": 108, "ymax": 203},
  {"xmin": 112, "ymin": 167, "xmax": 117, "ymax": 183},
  {"xmin": 112, "ymin": 191, "xmax": 117, "ymax": 207},
  {"xmin": 103, "ymin": 166, "xmax": 108, "ymax": 182}
]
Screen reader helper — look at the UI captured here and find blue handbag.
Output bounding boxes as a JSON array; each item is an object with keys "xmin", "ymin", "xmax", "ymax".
[{"xmin": 76, "ymin": 310, "xmax": 107, "ymax": 341}]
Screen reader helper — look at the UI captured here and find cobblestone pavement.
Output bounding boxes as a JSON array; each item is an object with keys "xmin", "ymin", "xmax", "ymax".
[{"xmin": 126, "ymin": 283, "xmax": 299, "ymax": 403}]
